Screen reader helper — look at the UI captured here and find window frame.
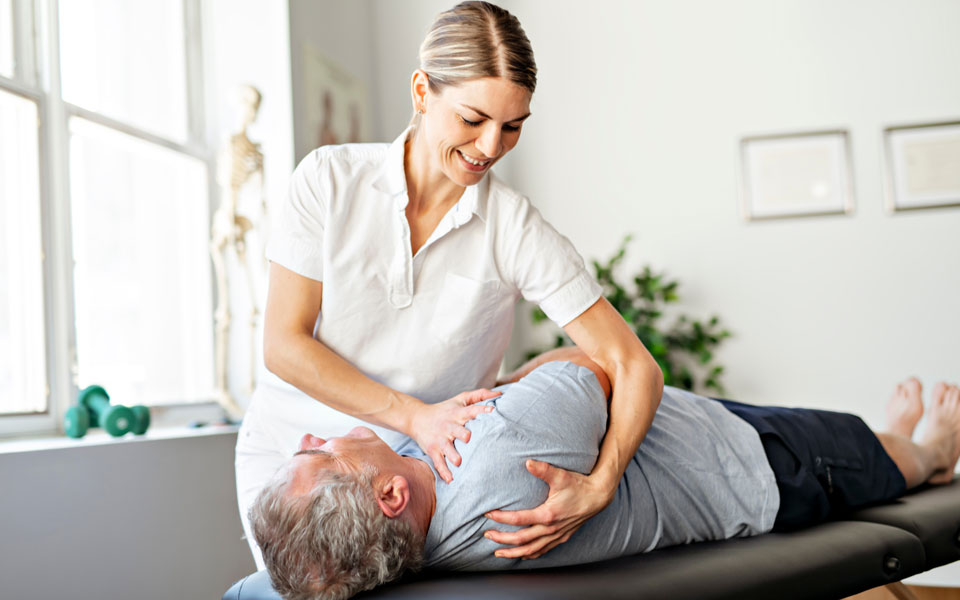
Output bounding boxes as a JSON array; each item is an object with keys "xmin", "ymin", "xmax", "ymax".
[
  {"xmin": 0, "ymin": 0, "xmax": 222, "ymax": 437},
  {"xmin": 0, "ymin": 76, "xmax": 54, "ymax": 436}
]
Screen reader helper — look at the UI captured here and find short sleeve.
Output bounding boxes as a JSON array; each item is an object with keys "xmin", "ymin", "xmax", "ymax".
[
  {"xmin": 265, "ymin": 150, "xmax": 327, "ymax": 281},
  {"xmin": 501, "ymin": 197, "xmax": 603, "ymax": 327}
]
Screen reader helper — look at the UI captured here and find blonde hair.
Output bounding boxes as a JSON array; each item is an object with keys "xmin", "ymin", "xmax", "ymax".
[{"xmin": 411, "ymin": 1, "xmax": 536, "ymax": 123}]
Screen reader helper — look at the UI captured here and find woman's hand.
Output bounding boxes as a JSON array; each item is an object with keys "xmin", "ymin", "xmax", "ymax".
[
  {"xmin": 483, "ymin": 459, "xmax": 614, "ymax": 559},
  {"xmin": 409, "ymin": 388, "xmax": 501, "ymax": 483}
]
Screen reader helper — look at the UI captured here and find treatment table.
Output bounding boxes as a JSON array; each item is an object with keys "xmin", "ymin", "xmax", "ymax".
[{"xmin": 224, "ymin": 477, "xmax": 960, "ymax": 599}]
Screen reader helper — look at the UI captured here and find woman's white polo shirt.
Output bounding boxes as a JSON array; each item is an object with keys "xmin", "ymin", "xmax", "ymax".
[{"xmin": 258, "ymin": 128, "xmax": 602, "ymax": 443}]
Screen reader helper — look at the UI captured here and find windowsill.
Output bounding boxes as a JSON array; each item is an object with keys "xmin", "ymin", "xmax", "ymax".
[
  {"xmin": 0, "ymin": 400, "xmax": 244, "ymax": 455},
  {"xmin": 0, "ymin": 422, "xmax": 240, "ymax": 455}
]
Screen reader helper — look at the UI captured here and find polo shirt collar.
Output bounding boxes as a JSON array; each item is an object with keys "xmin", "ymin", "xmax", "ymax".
[
  {"xmin": 453, "ymin": 175, "xmax": 487, "ymax": 227},
  {"xmin": 371, "ymin": 127, "xmax": 410, "ymax": 199},
  {"xmin": 372, "ymin": 127, "xmax": 489, "ymax": 224}
]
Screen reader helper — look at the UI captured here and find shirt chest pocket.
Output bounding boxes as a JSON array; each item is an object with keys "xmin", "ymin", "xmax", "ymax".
[{"xmin": 429, "ymin": 272, "xmax": 502, "ymax": 345}]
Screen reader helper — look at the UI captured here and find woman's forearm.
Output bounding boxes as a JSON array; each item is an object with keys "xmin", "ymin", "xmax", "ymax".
[
  {"xmin": 562, "ymin": 298, "xmax": 665, "ymax": 496},
  {"xmin": 591, "ymin": 358, "xmax": 664, "ymax": 492},
  {"xmin": 265, "ymin": 331, "xmax": 421, "ymax": 434},
  {"xmin": 266, "ymin": 329, "xmax": 501, "ymax": 482}
]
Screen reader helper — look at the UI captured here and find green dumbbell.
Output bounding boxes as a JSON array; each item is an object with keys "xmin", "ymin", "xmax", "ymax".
[
  {"xmin": 79, "ymin": 385, "xmax": 134, "ymax": 437},
  {"xmin": 129, "ymin": 404, "xmax": 151, "ymax": 435},
  {"xmin": 64, "ymin": 404, "xmax": 91, "ymax": 438}
]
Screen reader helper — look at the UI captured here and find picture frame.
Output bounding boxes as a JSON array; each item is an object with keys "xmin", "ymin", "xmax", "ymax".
[
  {"xmin": 883, "ymin": 121, "xmax": 960, "ymax": 212},
  {"xmin": 739, "ymin": 130, "xmax": 854, "ymax": 221},
  {"xmin": 302, "ymin": 43, "xmax": 371, "ymax": 149}
]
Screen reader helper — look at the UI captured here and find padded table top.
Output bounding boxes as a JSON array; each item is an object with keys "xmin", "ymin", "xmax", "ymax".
[
  {"xmin": 849, "ymin": 477, "xmax": 960, "ymax": 570},
  {"xmin": 360, "ymin": 521, "xmax": 924, "ymax": 600},
  {"xmin": 225, "ymin": 521, "xmax": 925, "ymax": 600}
]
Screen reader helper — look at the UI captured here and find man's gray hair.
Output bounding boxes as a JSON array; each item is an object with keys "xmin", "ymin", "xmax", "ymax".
[{"xmin": 249, "ymin": 467, "xmax": 424, "ymax": 600}]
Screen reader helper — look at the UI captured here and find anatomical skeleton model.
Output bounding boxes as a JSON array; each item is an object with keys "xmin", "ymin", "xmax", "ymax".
[{"xmin": 210, "ymin": 85, "xmax": 265, "ymax": 418}]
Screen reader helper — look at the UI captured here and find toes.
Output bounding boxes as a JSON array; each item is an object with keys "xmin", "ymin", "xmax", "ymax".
[
  {"xmin": 933, "ymin": 382, "xmax": 949, "ymax": 404},
  {"xmin": 949, "ymin": 385, "xmax": 960, "ymax": 406},
  {"xmin": 905, "ymin": 377, "xmax": 922, "ymax": 396},
  {"xmin": 895, "ymin": 383, "xmax": 906, "ymax": 398}
]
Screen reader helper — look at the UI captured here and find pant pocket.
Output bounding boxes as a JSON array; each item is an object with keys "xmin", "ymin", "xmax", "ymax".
[{"xmin": 815, "ymin": 455, "xmax": 864, "ymax": 500}]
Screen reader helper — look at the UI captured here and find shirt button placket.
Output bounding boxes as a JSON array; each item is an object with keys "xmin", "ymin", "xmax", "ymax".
[{"xmin": 391, "ymin": 204, "xmax": 413, "ymax": 309}]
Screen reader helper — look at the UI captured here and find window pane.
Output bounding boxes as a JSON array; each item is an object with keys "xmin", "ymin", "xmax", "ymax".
[
  {"xmin": 0, "ymin": 0, "xmax": 13, "ymax": 78},
  {"xmin": 70, "ymin": 117, "xmax": 213, "ymax": 405},
  {"xmin": 59, "ymin": 0, "xmax": 188, "ymax": 142},
  {"xmin": 0, "ymin": 89, "xmax": 47, "ymax": 415}
]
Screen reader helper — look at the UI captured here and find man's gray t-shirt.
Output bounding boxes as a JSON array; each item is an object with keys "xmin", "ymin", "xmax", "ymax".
[{"xmin": 394, "ymin": 361, "xmax": 780, "ymax": 571}]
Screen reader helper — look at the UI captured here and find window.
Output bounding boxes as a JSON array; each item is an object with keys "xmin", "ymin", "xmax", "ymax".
[
  {"xmin": 0, "ymin": 89, "xmax": 46, "ymax": 418},
  {"xmin": 59, "ymin": 0, "xmax": 189, "ymax": 142},
  {"xmin": 1, "ymin": 0, "xmax": 216, "ymax": 436},
  {"xmin": 69, "ymin": 119, "xmax": 214, "ymax": 406}
]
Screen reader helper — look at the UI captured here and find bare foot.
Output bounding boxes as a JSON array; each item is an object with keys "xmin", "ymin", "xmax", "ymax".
[
  {"xmin": 921, "ymin": 382, "xmax": 960, "ymax": 484},
  {"xmin": 886, "ymin": 377, "xmax": 924, "ymax": 438}
]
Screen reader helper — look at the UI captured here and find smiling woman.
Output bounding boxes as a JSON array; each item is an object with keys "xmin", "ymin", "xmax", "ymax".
[
  {"xmin": 236, "ymin": 0, "xmax": 663, "ymax": 575},
  {"xmin": 405, "ymin": 76, "xmax": 532, "ymax": 195}
]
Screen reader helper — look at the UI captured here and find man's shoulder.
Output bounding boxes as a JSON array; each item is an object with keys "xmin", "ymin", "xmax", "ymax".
[
  {"xmin": 499, "ymin": 361, "xmax": 607, "ymax": 415},
  {"xmin": 439, "ymin": 361, "xmax": 609, "ymax": 486}
]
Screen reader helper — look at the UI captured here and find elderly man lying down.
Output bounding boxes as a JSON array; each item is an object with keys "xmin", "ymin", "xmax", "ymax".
[{"xmin": 249, "ymin": 348, "xmax": 960, "ymax": 600}]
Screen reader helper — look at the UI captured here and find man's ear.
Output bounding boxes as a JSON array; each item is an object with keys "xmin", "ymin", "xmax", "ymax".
[{"xmin": 375, "ymin": 475, "xmax": 411, "ymax": 519}]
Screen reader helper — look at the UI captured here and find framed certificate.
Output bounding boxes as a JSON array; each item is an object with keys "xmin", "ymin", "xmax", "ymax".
[
  {"xmin": 884, "ymin": 121, "xmax": 960, "ymax": 212},
  {"xmin": 739, "ymin": 130, "xmax": 854, "ymax": 221}
]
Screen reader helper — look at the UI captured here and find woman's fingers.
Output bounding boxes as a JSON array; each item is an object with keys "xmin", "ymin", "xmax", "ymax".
[
  {"xmin": 485, "ymin": 505, "xmax": 552, "ymax": 526},
  {"xmin": 527, "ymin": 532, "xmax": 573, "ymax": 560},
  {"xmin": 453, "ymin": 424, "xmax": 472, "ymax": 444},
  {"xmin": 462, "ymin": 403, "xmax": 494, "ymax": 423},
  {"xmin": 487, "ymin": 525, "xmax": 575, "ymax": 560},
  {"xmin": 461, "ymin": 388, "xmax": 501, "ymax": 405},
  {"xmin": 483, "ymin": 462, "xmax": 604, "ymax": 561},
  {"xmin": 526, "ymin": 459, "xmax": 563, "ymax": 485},
  {"xmin": 493, "ymin": 531, "xmax": 555, "ymax": 559},
  {"xmin": 416, "ymin": 388, "xmax": 504, "ymax": 485},
  {"xmin": 430, "ymin": 449, "xmax": 453, "ymax": 483},
  {"xmin": 443, "ymin": 440, "xmax": 462, "ymax": 467},
  {"xmin": 484, "ymin": 523, "xmax": 556, "ymax": 546}
]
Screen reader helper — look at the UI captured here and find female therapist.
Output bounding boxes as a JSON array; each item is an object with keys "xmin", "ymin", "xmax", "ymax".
[{"xmin": 236, "ymin": 1, "xmax": 663, "ymax": 568}]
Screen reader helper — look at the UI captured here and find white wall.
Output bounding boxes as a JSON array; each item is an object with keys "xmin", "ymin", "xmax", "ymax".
[
  {"xmin": 362, "ymin": 0, "xmax": 960, "ymax": 434},
  {"xmin": 289, "ymin": 0, "xmax": 381, "ymax": 162}
]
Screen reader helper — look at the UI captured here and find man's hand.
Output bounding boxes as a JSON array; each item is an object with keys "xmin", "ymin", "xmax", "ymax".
[
  {"xmin": 483, "ymin": 459, "xmax": 614, "ymax": 559},
  {"xmin": 408, "ymin": 389, "xmax": 500, "ymax": 483}
]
